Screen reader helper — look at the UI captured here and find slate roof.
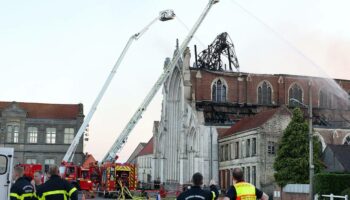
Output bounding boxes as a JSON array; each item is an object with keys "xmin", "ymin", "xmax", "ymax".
[
  {"xmin": 137, "ymin": 137, "xmax": 154, "ymax": 156},
  {"xmin": 327, "ymin": 144, "xmax": 350, "ymax": 171},
  {"xmin": 220, "ymin": 107, "xmax": 290, "ymax": 139}
]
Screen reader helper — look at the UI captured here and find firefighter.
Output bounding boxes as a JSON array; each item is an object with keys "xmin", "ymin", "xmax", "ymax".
[
  {"xmin": 223, "ymin": 168, "xmax": 269, "ymax": 200},
  {"xmin": 36, "ymin": 165, "xmax": 78, "ymax": 200},
  {"xmin": 209, "ymin": 180, "xmax": 219, "ymax": 200},
  {"xmin": 177, "ymin": 172, "xmax": 216, "ymax": 200},
  {"xmin": 10, "ymin": 166, "xmax": 35, "ymax": 200},
  {"xmin": 31, "ymin": 171, "xmax": 43, "ymax": 192}
]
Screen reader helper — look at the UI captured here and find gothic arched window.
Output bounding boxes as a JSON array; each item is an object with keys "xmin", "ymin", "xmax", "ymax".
[
  {"xmin": 289, "ymin": 84, "xmax": 303, "ymax": 106},
  {"xmin": 319, "ymin": 89, "xmax": 332, "ymax": 108},
  {"xmin": 212, "ymin": 79, "xmax": 227, "ymax": 102},
  {"xmin": 344, "ymin": 136, "xmax": 350, "ymax": 145},
  {"xmin": 258, "ymin": 81, "xmax": 272, "ymax": 105}
]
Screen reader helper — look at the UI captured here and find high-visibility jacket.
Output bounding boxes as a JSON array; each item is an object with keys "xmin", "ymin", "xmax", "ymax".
[
  {"xmin": 10, "ymin": 177, "xmax": 35, "ymax": 200},
  {"xmin": 234, "ymin": 182, "xmax": 256, "ymax": 200},
  {"xmin": 36, "ymin": 175, "xmax": 78, "ymax": 200}
]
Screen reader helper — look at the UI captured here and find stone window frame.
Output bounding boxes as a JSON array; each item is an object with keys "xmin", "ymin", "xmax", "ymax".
[
  {"xmin": 246, "ymin": 139, "xmax": 250, "ymax": 157},
  {"xmin": 27, "ymin": 127, "xmax": 38, "ymax": 144},
  {"xmin": 211, "ymin": 77, "xmax": 228, "ymax": 103},
  {"xmin": 247, "ymin": 166, "xmax": 251, "ymax": 183},
  {"xmin": 26, "ymin": 158, "xmax": 37, "ymax": 164},
  {"xmin": 267, "ymin": 141, "xmax": 276, "ymax": 155},
  {"xmin": 252, "ymin": 166, "xmax": 257, "ymax": 186},
  {"xmin": 235, "ymin": 141, "xmax": 239, "ymax": 159},
  {"xmin": 44, "ymin": 158, "xmax": 55, "ymax": 165},
  {"xmin": 220, "ymin": 145, "xmax": 224, "ymax": 161},
  {"xmin": 44, "ymin": 158, "xmax": 55, "ymax": 173},
  {"xmin": 257, "ymin": 80, "xmax": 273, "ymax": 105},
  {"xmin": 318, "ymin": 87, "xmax": 333, "ymax": 109},
  {"xmin": 252, "ymin": 138, "xmax": 257, "ymax": 156},
  {"xmin": 230, "ymin": 143, "xmax": 235, "ymax": 160},
  {"xmin": 225, "ymin": 143, "xmax": 230, "ymax": 161},
  {"xmin": 6, "ymin": 123, "xmax": 20, "ymax": 143},
  {"xmin": 287, "ymin": 82, "xmax": 304, "ymax": 106},
  {"xmin": 64, "ymin": 128, "xmax": 75, "ymax": 144},
  {"xmin": 46, "ymin": 128, "xmax": 56, "ymax": 144}
]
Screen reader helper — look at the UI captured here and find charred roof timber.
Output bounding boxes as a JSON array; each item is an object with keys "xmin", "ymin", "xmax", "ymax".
[{"xmin": 194, "ymin": 32, "xmax": 240, "ymax": 72}]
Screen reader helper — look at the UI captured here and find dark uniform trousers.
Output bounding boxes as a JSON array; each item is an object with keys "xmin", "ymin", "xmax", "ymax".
[
  {"xmin": 36, "ymin": 175, "xmax": 78, "ymax": 200},
  {"xmin": 10, "ymin": 177, "xmax": 35, "ymax": 200}
]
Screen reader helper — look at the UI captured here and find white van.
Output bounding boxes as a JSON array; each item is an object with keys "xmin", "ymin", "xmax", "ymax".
[{"xmin": 0, "ymin": 148, "xmax": 14, "ymax": 200}]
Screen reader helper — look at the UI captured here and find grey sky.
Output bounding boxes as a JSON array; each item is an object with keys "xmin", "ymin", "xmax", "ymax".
[{"xmin": 1, "ymin": 0, "xmax": 349, "ymax": 161}]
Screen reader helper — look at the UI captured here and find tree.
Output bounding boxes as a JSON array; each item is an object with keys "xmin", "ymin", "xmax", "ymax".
[{"xmin": 273, "ymin": 108, "xmax": 323, "ymax": 187}]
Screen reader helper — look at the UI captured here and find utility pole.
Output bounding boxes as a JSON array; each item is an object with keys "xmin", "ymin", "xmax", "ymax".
[
  {"xmin": 308, "ymin": 81, "xmax": 314, "ymax": 200},
  {"xmin": 290, "ymin": 80, "xmax": 314, "ymax": 200},
  {"xmin": 209, "ymin": 126, "xmax": 213, "ymax": 181}
]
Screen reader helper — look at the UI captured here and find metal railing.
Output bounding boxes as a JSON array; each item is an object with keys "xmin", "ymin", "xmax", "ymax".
[{"xmin": 315, "ymin": 194, "xmax": 349, "ymax": 200}]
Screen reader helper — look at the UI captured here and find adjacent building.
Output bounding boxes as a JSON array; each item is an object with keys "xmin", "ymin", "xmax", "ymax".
[
  {"xmin": 0, "ymin": 101, "xmax": 85, "ymax": 170},
  {"xmin": 137, "ymin": 137, "xmax": 154, "ymax": 184},
  {"xmin": 218, "ymin": 107, "xmax": 292, "ymax": 194},
  {"xmin": 127, "ymin": 143, "xmax": 147, "ymax": 164}
]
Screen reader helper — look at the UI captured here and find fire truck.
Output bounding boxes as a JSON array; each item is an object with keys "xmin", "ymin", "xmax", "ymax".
[
  {"xmin": 59, "ymin": 162, "xmax": 93, "ymax": 191},
  {"xmin": 97, "ymin": 162, "xmax": 137, "ymax": 197},
  {"xmin": 17, "ymin": 163, "xmax": 42, "ymax": 181}
]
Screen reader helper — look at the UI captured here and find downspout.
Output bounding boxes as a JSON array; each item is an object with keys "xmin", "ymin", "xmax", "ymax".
[{"xmin": 210, "ymin": 126, "xmax": 213, "ymax": 181}]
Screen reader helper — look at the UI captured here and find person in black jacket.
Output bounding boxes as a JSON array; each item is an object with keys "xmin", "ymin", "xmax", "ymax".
[
  {"xmin": 209, "ymin": 180, "xmax": 219, "ymax": 200},
  {"xmin": 10, "ymin": 166, "xmax": 35, "ymax": 200},
  {"xmin": 177, "ymin": 172, "xmax": 216, "ymax": 200},
  {"xmin": 36, "ymin": 165, "xmax": 78, "ymax": 200}
]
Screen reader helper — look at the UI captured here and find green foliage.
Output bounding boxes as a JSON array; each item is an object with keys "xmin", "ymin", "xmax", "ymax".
[
  {"xmin": 314, "ymin": 173, "xmax": 350, "ymax": 195},
  {"xmin": 273, "ymin": 108, "xmax": 323, "ymax": 187},
  {"xmin": 341, "ymin": 188, "xmax": 350, "ymax": 197}
]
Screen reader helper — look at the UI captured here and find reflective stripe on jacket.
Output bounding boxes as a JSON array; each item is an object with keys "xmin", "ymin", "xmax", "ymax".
[
  {"xmin": 211, "ymin": 191, "xmax": 216, "ymax": 200},
  {"xmin": 10, "ymin": 192, "xmax": 34, "ymax": 200},
  {"xmin": 36, "ymin": 175, "xmax": 78, "ymax": 200},
  {"xmin": 10, "ymin": 177, "xmax": 35, "ymax": 200},
  {"xmin": 234, "ymin": 182, "xmax": 256, "ymax": 200}
]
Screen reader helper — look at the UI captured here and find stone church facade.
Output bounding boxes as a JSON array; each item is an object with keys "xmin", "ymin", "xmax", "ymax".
[
  {"xmin": 150, "ymin": 36, "xmax": 350, "ymax": 186},
  {"xmin": 153, "ymin": 47, "xmax": 220, "ymax": 185}
]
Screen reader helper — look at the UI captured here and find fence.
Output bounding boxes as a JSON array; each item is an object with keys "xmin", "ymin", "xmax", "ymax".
[{"xmin": 314, "ymin": 194, "xmax": 348, "ymax": 200}]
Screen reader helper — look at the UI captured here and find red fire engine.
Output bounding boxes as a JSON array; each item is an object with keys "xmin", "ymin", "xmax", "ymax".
[
  {"xmin": 59, "ymin": 162, "xmax": 93, "ymax": 192},
  {"xmin": 18, "ymin": 164, "xmax": 42, "ymax": 180},
  {"xmin": 96, "ymin": 162, "xmax": 137, "ymax": 198}
]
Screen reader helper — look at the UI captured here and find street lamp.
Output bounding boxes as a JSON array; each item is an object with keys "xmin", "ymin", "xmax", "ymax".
[{"xmin": 290, "ymin": 84, "xmax": 314, "ymax": 200}]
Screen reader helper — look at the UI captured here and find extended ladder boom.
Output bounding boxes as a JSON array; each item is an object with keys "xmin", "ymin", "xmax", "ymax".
[
  {"xmin": 62, "ymin": 10, "xmax": 175, "ymax": 163},
  {"xmin": 102, "ymin": 0, "xmax": 219, "ymax": 162}
]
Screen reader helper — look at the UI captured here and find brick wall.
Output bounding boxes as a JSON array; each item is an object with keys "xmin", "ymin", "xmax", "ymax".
[{"xmin": 191, "ymin": 69, "xmax": 350, "ymax": 108}]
